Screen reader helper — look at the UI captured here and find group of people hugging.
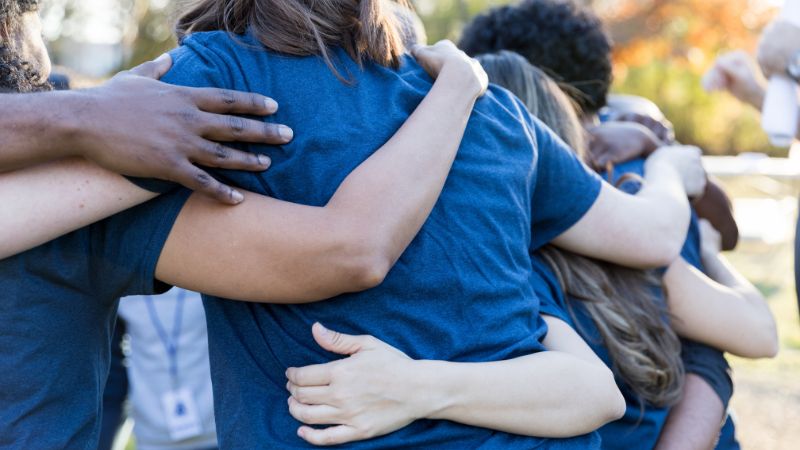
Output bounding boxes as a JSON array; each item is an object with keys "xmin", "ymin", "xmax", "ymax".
[{"xmin": 0, "ymin": 0, "xmax": 779, "ymax": 449}]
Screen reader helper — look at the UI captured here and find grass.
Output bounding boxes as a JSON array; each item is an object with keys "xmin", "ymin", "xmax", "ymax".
[{"xmin": 724, "ymin": 238, "xmax": 800, "ymax": 449}]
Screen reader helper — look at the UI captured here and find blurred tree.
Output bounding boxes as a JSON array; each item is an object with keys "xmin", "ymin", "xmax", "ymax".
[{"xmin": 41, "ymin": 0, "xmax": 781, "ymax": 154}]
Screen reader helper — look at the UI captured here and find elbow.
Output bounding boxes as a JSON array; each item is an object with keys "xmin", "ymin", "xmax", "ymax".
[
  {"xmin": 599, "ymin": 368, "xmax": 627, "ymax": 424},
  {"xmin": 350, "ymin": 252, "xmax": 392, "ymax": 291},
  {"xmin": 750, "ymin": 321, "xmax": 779, "ymax": 359},
  {"xmin": 334, "ymin": 230, "xmax": 394, "ymax": 292}
]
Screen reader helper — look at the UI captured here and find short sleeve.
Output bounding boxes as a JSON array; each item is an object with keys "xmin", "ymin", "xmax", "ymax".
[
  {"xmin": 530, "ymin": 253, "xmax": 572, "ymax": 325},
  {"xmin": 529, "ymin": 117, "xmax": 603, "ymax": 250},
  {"xmin": 680, "ymin": 338, "xmax": 733, "ymax": 408},
  {"xmin": 89, "ymin": 188, "xmax": 192, "ymax": 298}
]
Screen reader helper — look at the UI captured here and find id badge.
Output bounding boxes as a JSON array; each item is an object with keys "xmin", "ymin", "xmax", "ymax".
[{"xmin": 161, "ymin": 387, "xmax": 203, "ymax": 441}]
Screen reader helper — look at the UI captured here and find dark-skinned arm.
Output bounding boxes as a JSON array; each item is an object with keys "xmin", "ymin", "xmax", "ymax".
[{"xmin": 0, "ymin": 54, "xmax": 292, "ymax": 204}]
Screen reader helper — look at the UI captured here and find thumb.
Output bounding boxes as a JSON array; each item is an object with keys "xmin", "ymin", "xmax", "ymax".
[
  {"xmin": 311, "ymin": 322, "xmax": 374, "ymax": 356},
  {"xmin": 127, "ymin": 53, "xmax": 173, "ymax": 79}
]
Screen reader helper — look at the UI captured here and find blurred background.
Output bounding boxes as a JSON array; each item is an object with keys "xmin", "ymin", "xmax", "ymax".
[{"xmin": 42, "ymin": 1, "xmax": 799, "ymax": 448}]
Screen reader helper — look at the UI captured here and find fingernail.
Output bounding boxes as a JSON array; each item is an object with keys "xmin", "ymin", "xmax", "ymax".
[
  {"xmin": 155, "ymin": 53, "xmax": 170, "ymax": 63},
  {"xmin": 231, "ymin": 190, "xmax": 244, "ymax": 203},
  {"xmin": 317, "ymin": 323, "xmax": 329, "ymax": 336},
  {"xmin": 264, "ymin": 98, "xmax": 278, "ymax": 113},
  {"xmin": 258, "ymin": 154, "xmax": 271, "ymax": 167},
  {"xmin": 279, "ymin": 125, "xmax": 294, "ymax": 142}
]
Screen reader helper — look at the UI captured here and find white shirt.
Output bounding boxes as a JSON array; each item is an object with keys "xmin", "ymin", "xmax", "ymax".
[{"xmin": 118, "ymin": 288, "xmax": 217, "ymax": 450}]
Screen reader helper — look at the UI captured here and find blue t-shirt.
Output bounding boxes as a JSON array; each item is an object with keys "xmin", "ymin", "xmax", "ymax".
[
  {"xmin": 0, "ymin": 191, "xmax": 190, "ymax": 449},
  {"xmin": 536, "ymin": 158, "xmax": 736, "ymax": 448},
  {"xmin": 160, "ymin": 31, "xmax": 603, "ymax": 449},
  {"xmin": 607, "ymin": 159, "xmax": 734, "ymax": 409},
  {"xmin": 532, "ymin": 255, "xmax": 670, "ymax": 450}
]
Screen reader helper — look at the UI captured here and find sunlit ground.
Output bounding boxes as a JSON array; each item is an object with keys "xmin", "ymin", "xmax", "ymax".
[{"xmin": 726, "ymin": 239, "xmax": 800, "ymax": 450}]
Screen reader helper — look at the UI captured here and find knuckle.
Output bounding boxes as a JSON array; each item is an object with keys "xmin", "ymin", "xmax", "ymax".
[
  {"xmin": 219, "ymin": 89, "xmax": 237, "ymax": 106},
  {"xmin": 211, "ymin": 142, "xmax": 229, "ymax": 160},
  {"xmin": 228, "ymin": 115, "xmax": 246, "ymax": 134},
  {"xmin": 194, "ymin": 171, "xmax": 213, "ymax": 188}
]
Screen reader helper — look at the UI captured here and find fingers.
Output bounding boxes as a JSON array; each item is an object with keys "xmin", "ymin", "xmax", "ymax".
[
  {"xmin": 297, "ymin": 425, "xmax": 362, "ymax": 447},
  {"xmin": 190, "ymin": 87, "xmax": 280, "ymax": 116},
  {"xmin": 198, "ymin": 112, "xmax": 293, "ymax": 145},
  {"xmin": 312, "ymin": 322, "xmax": 373, "ymax": 355},
  {"xmin": 288, "ymin": 397, "xmax": 341, "ymax": 426},
  {"xmin": 171, "ymin": 163, "xmax": 244, "ymax": 205},
  {"xmin": 190, "ymin": 139, "xmax": 271, "ymax": 171},
  {"xmin": 287, "ymin": 381, "xmax": 330, "ymax": 405},
  {"xmin": 286, "ymin": 363, "xmax": 333, "ymax": 387},
  {"xmin": 127, "ymin": 53, "xmax": 172, "ymax": 79}
]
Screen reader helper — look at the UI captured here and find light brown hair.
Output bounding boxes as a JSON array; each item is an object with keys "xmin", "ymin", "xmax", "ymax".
[
  {"xmin": 478, "ymin": 50, "xmax": 684, "ymax": 407},
  {"xmin": 176, "ymin": 0, "xmax": 409, "ymax": 78}
]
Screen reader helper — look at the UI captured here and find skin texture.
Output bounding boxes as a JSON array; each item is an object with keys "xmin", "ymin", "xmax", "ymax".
[
  {"xmin": 283, "ymin": 320, "xmax": 625, "ymax": 446},
  {"xmin": 655, "ymin": 374, "xmax": 725, "ymax": 450},
  {"xmin": 0, "ymin": 14, "xmax": 291, "ymax": 204},
  {"xmin": 552, "ymin": 145, "xmax": 703, "ymax": 269},
  {"xmin": 664, "ymin": 220, "xmax": 778, "ymax": 359}
]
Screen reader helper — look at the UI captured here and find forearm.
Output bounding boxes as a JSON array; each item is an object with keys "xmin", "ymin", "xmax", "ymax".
[
  {"xmin": 0, "ymin": 158, "xmax": 154, "ymax": 259},
  {"xmin": 326, "ymin": 65, "xmax": 480, "ymax": 270},
  {"xmin": 0, "ymin": 91, "xmax": 83, "ymax": 170},
  {"xmin": 553, "ymin": 167, "xmax": 690, "ymax": 269},
  {"xmin": 655, "ymin": 374, "xmax": 724, "ymax": 450},
  {"xmin": 415, "ymin": 352, "xmax": 622, "ymax": 437},
  {"xmin": 665, "ymin": 258, "xmax": 778, "ymax": 358}
]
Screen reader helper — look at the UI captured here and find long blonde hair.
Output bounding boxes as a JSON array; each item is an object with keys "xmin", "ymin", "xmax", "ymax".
[{"xmin": 478, "ymin": 50, "xmax": 684, "ymax": 407}]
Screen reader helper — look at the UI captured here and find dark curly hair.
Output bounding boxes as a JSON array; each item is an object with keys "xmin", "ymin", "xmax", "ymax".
[
  {"xmin": 459, "ymin": 0, "xmax": 612, "ymax": 115},
  {"xmin": 0, "ymin": 0, "xmax": 49, "ymax": 93}
]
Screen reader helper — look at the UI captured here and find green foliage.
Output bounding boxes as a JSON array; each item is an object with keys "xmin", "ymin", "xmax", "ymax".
[{"xmin": 616, "ymin": 61, "xmax": 782, "ymax": 156}]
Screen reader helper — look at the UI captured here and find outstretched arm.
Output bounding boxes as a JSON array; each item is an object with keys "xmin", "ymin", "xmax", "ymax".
[
  {"xmin": 0, "ymin": 54, "xmax": 288, "ymax": 204},
  {"xmin": 553, "ymin": 145, "xmax": 704, "ymax": 269},
  {"xmin": 283, "ymin": 319, "xmax": 625, "ymax": 446},
  {"xmin": 155, "ymin": 41, "xmax": 488, "ymax": 302},
  {"xmin": 664, "ymin": 220, "xmax": 778, "ymax": 358}
]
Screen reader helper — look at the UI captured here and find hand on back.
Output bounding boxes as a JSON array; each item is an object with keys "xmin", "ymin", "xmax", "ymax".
[
  {"xmin": 72, "ymin": 54, "xmax": 294, "ymax": 204},
  {"xmin": 412, "ymin": 40, "xmax": 488, "ymax": 98},
  {"xmin": 588, "ymin": 121, "xmax": 663, "ymax": 170},
  {"xmin": 285, "ymin": 323, "xmax": 420, "ymax": 446},
  {"xmin": 646, "ymin": 145, "xmax": 707, "ymax": 198}
]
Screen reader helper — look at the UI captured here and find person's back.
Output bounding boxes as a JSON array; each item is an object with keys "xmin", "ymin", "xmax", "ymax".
[{"xmin": 162, "ymin": 29, "xmax": 602, "ymax": 449}]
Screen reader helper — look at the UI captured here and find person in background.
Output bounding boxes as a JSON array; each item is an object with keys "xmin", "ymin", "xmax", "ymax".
[
  {"xmin": 458, "ymin": 1, "xmax": 744, "ymax": 448},
  {"xmin": 705, "ymin": 16, "xmax": 800, "ymax": 320},
  {"xmin": 118, "ymin": 289, "xmax": 217, "ymax": 450}
]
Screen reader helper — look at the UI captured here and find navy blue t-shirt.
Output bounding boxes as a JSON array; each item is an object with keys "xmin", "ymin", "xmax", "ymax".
[
  {"xmin": 0, "ymin": 190, "xmax": 190, "ymax": 448},
  {"xmin": 160, "ymin": 31, "xmax": 603, "ymax": 449}
]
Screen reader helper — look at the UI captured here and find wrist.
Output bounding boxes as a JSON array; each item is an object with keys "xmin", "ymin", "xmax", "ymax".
[
  {"xmin": 439, "ymin": 62, "xmax": 484, "ymax": 101},
  {"xmin": 410, "ymin": 360, "xmax": 456, "ymax": 420},
  {"xmin": 56, "ymin": 90, "xmax": 100, "ymax": 159}
]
